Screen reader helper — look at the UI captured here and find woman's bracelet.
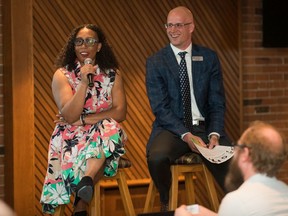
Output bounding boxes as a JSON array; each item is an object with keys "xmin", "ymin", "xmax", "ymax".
[{"xmin": 80, "ymin": 114, "xmax": 86, "ymax": 126}]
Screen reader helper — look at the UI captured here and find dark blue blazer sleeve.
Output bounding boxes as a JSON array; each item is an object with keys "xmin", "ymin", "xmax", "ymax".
[{"xmin": 146, "ymin": 45, "xmax": 189, "ymax": 137}]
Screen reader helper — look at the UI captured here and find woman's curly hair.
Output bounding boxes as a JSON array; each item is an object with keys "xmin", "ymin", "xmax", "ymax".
[{"xmin": 55, "ymin": 24, "xmax": 119, "ymax": 72}]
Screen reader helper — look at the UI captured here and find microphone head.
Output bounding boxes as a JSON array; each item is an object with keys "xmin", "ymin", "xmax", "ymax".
[{"xmin": 84, "ymin": 58, "xmax": 92, "ymax": 65}]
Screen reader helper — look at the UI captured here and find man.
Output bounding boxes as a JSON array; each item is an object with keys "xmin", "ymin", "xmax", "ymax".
[
  {"xmin": 175, "ymin": 121, "xmax": 288, "ymax": 216},
  {"xmin": 145, "ymin": 6, "xmax": 231, "ymax": 211}
]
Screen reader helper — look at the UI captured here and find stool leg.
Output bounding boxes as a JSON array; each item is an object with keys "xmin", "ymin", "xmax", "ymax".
[
  {"xmin": 54, "ymin": 205, "xmax": 65, "ymax": 216},
  {"xmin": 203, "ymin": 165, "xmax": 219, "ymax": 211},
  {"xmin": 184, "ymin": 172, "xmax": 195, "ymax": 205},
  {"xmin": 90, "ymin": 180, "xmax": 101, "ymax": 216},
  {"xmin": 169, "ymin": 165, "xmax": 179, "ymax": 210},
  {"xmin": 143, "ymin": 179, "xmax": 157, "ymax": 213},
  {"xmin": 117, "ymin": 170, "xmax": 136, "ymax": 216}
]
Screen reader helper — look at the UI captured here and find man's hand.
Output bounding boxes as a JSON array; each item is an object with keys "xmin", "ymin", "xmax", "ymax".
[
  {"xmin": 183, "ymin": 133, "xmax": 207, "ymax": 153},
  {"xmin": 174, "ymin": 205, "xmax": 193, "ymax": 216},
  {"xmin": 207, "ymin": 135, "xmax": 220, "ymax": 149},
  {"xmin": 175, "ymin": 204, "xmax": 218, "ymax": 216}
]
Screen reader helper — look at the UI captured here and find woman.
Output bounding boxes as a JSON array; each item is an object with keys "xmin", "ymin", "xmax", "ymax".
[{"xmin": 40, "ymin": 24, "xmax": 127, "ymax": 216}]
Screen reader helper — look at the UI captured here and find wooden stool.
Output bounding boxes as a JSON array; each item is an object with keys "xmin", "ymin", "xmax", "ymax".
[
  {"xmin": 143, "ymin": 152, "xmax": 220, "ymax": 212},
  {"xmin": 54, "ymin": 157, "xmax": 135, "ymax": 216}
]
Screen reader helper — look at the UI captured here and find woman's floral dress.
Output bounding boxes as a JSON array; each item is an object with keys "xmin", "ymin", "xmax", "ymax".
[{"xmin": 40, "ymin": 62, "xmax": 127, "ymax": 214}]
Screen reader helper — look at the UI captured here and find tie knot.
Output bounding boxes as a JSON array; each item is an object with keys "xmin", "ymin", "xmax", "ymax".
[{"xmin": 178, "ymin": 52, "xmax": 187, "ymax": 59}]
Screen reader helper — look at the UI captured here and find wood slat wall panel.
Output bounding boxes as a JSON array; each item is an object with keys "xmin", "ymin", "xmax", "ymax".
[{"xmin": 33, "ymin": 0, "xmax": 239, "ymax": 214}]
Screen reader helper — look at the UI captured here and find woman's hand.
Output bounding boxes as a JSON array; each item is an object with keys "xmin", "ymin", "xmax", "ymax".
[
  {"xmin": 80, "ymin": 64, "xmax": 98, "ymax": 86},
  {"xmin": 54, "ymin": 113, "xmax": 82, "ymax": 126}
]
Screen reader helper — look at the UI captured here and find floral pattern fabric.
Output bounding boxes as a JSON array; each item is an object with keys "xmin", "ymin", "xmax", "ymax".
[{"xmin": 40, "ymin": 62, "xmax": 127, "ymax": 214}]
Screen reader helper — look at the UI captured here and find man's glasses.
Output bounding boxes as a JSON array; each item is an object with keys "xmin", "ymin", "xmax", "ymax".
[
  {"xmin": 164, "ymin": 22, "xmax": 193, "ymax": 29},
  {"xmin": 232, "ymin": 143, "xmax": 251, "ymax": 149},
  {"xmin": 74, "ymin": 37, "xmax": 99, "ymax": 47}
]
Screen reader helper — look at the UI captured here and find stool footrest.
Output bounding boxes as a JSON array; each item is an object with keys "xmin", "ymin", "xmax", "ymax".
[{"xmin": 143, "ymin": 162, "xmax": 220, "ymax": 213}]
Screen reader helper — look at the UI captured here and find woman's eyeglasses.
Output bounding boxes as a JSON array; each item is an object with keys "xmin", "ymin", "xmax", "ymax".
[{"xmin": 74, "ymin": 37, "xmax": 99, "ymax": 47}]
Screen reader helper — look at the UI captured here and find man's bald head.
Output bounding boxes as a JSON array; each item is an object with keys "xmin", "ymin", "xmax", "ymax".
[
  {"xmin": 167, "ymin": 6, "xmax": 194, "ymax": 23},
  {"xmin": 239, "ymin": 121, "xmax": 287, "ymax": 176},
  {"xmin": 166, "ymin": 6, "xmax": 195, "ymax": 50}
]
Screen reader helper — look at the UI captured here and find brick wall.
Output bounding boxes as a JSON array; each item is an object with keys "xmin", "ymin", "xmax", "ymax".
[
  {"xmin": 241, "ymin": 1, "xmax": 288, "ymax": 133},
  {"xmin": 241, "ymin": 0, "xmax": 288, "ymax": 183}
]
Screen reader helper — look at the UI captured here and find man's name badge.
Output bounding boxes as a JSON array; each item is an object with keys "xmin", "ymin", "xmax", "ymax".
[{"xmin": 192, "ymin": 56, "xmax": 204, "ymax": 61}]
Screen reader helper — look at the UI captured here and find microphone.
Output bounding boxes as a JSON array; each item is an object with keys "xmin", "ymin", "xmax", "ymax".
[{"xmin": 84, "ymin": 58, "xmax": 94, "ymax": 87}]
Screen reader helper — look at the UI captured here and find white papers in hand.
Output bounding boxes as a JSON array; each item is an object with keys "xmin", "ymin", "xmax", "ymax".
[{"xmin": 195, "ymin": 144, "xmax": 235, "ymax": 164}]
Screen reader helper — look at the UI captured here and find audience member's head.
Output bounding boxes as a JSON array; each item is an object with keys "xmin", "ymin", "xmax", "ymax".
[{"xmin": 225, "ymin": 120, "xmax": 287, "ymax": 192}]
